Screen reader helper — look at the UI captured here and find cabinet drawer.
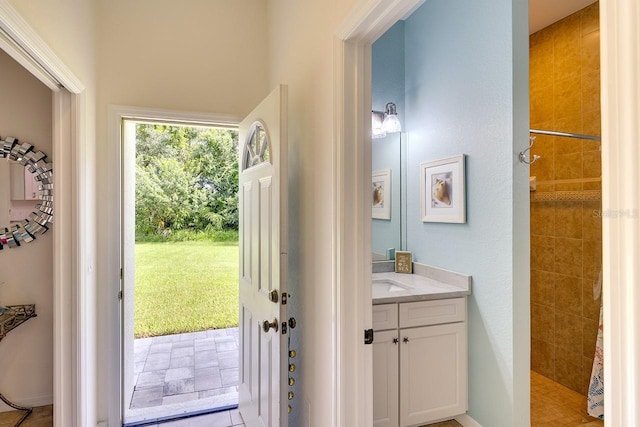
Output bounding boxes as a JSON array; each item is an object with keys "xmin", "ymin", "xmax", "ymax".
[
  {"xmin": 373, "ymin": 304, "xmax": 398, "ymax": 331},
  {"xmin": 399, "ymin": 298, "xmax": 465, "ymax": 328}
]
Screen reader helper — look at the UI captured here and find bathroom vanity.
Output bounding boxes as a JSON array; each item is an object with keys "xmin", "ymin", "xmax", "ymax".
[{"xmin": 372, "ymin": 265, "xmax": 471, "ymax": 427}]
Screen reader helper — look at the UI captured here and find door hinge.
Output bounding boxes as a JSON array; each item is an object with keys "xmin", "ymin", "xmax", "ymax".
[
  {"xmin": 118, "ymin": 290, "xmax": 123, "ymax": 300},
  {"xmin": 364, "ymin": 328, "xmax": 374, "ymax": 345},
  {"xmin": 120, "ymin": 268, "xmax": 123, "ymax": 280},
  {"xmin": 282, "ymin": 293, "xmax": 288, "ymax": 305},
  {"xmin": 282, "ymin": 322, "xmax": 288, "ymax": 334}
]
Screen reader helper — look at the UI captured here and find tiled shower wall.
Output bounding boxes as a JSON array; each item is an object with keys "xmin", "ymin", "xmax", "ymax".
[{"xmin": 529, "ymin": 2, "xmax": 602, "ymax": 394}]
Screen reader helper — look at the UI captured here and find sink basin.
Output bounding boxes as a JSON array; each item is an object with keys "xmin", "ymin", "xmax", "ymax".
[{"xmin": 372, "ymin": 278, "xmax": 413, "ymax": 293}]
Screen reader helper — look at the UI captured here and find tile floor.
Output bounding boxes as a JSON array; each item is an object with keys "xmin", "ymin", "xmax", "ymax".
[
  {"xmin": 0, "ymin": 369, "xmax": 608, "ymax": 427},
  {"xmin": 531, "ymin": 371, "xmax": 604, "ymax": 427},
  {"xmin": 126, "ymin": 327, "xmax": 239, "ymax": 424}
]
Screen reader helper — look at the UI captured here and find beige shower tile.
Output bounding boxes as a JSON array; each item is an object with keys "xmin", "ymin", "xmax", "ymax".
[
  {"xmin": 554, "ymin": 48, "xmax": 581, "ymax": 82},
  {"xmin": 582, "ymin": 70, "xmax": 601, "ymax": 114},
  {"xmin": 555, "ymin": 312, "xmax": 583, "ymax": 356},
  {"xmin": 554, "ymin": 202, "xmax": 583, "ymax": 239},
  {"xmin": 583, "ymin": 240, "xmax": 602, "ymax": 281},
  {"xmin": 582, "ymin": 318, "xmax": 599, "ymax": 358},
  {"xmin": 555, "ymin": 237, "xmax": 583, "ymax": 277},
  {"xmin": 553, "ymin": 77, "xmax": 582, "ymax": 120},
  {"xmin": 583, "ymin": 356, "xmax": 595, "ymax": 396},
  {"xmin": 582, "ymin": 278, "xmax": 602, "ymax": 321},
  {"xmin": 553, "ymin": 116, "xmax": 583, "ymax": 144},
  {"xmin": 531, "ymin": 27, "xmax": 554, "ymax": 47},
  {"xmin": 581, "ymin": 30, "xmax": 600, "ymax": 74},
  {"xmin": 532, "ymin": 303, "xmax": 556, "ymax": 343},
  {"xmin": 531, "ymin": 203, "xmax": 555, "ymax": 237},
  {"xmin": 532, "ymin": 269, "xmax": 555, "ymax": 307},
  {"xmin": 554, "ymin": 152, "xmax": 582, "ymax": 181},
  {"xmin": 532, "ymin": 235, "xmax": 555, "ymax": 272},
  {"xmin": 532, "ymin": 338, "xmax": 556, "ymax": 378},
  {"xmin": 555, "ymin": 274, "xmax": 582, "ymax": 315},
  {"xmin": 556, "ymin": 350, "xmax": 584, "ymax": 393},
  {"xmin": 530, "ymin": 87, "xmax": 554, "ymax": 125},
  {"xmin": 582, "ymin": 202, "xmax": 602, "ymax": 241},
  {"xmin": 582, "ymin": 110, "xmax": 601, "ymax": 141},
  {"xmin": 580, "ymin": 2, "xmax": 600, "ymax": 36},
  {"xmin": 583, "ymin": 150, "xmax": 601, "ymax": 179}
]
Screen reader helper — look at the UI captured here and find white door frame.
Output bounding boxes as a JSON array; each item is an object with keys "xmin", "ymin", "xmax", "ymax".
[
  {"xmin": 106, "ymin": 105, "xmax": 240, "ymax": 426},
  {"xmin": 0, "ymin": 2, "xmax": 86, "ymax": 426},
  {"xmin": 333, "ymin": 1, "xmax": 424, "ymax": 426},
  {"xmin": 333, "ymin": 0, "xmax": 640, "ymax": 425},
  {"xmin": 600, "ymin": 1, "xmax": 640, "ymax": 425}
]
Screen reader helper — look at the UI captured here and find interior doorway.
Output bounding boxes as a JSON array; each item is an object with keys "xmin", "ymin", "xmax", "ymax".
[{"xmin": 120, "ymin": 119, "xmax": 241, "ymax": 426}]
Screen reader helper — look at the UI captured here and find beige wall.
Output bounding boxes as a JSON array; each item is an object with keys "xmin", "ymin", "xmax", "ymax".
[
  {"xmin": 529, "ymin": 2, "xmax": 602, "ymax": 394},
  {"xmin": 266, "ymin": 1, "xmax": 357, "ymax": 425},
  {"xmin": 0, "ymin": 49, "xmax": 53, "ymax": 410}
]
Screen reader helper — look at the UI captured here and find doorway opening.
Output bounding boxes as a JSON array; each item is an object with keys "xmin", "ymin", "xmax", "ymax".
[{"xmin": 121, "ymin": 120, "xmax": 240, "ymax": 426}]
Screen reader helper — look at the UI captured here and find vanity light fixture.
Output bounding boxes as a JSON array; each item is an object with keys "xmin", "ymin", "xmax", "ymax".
[
  {"xmin": 382, "ymin": 102, "xmax": 402, "ymax": 133},
  {"xmin": 372, "ymin": 110, "xmax": 386, "ymax": 139}
]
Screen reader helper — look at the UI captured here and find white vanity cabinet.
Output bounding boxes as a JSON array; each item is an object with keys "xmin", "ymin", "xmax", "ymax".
[{"xmin": 373, "ymin": 298, "xmax": 467, "ymax": 427}]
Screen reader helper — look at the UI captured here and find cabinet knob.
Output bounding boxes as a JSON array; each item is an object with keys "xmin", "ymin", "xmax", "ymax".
[
  {"xmin": 288, "ymin": 391, "xmax": 295, "ymax": 400},
  {"xmin": 403, "ymin": 337, "xmax": 409, "ymax": 343},
  {"xmin": 289, "ymin": 349, "xmax": 297, "ymax": 358},
  {"xmin": 289, "ymin": 377, "xmax": 295, "ymax": 386},
  {"xmin": 392, "ymin": 338, "xmax": 399, "ymax": 344},
  {"xmin": 289, "ymin": 363, "xmax": 296, "ymax": 372},
  {"xmin": 288, "ymin": 405, "xmax": 292, "ymax": 414}
]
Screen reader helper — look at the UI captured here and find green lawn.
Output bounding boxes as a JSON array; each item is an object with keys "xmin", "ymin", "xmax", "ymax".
[{"xmin": 135, "ymin": 240, "xmax": 239, "ymax": 338}]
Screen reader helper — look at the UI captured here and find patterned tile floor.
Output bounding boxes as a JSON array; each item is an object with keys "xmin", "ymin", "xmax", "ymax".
[{"xmin": 126, "ymin": 327, "xmax": 239, "ymax": 424}]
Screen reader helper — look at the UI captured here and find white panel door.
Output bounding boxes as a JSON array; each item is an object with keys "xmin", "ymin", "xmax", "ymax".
[{"xmin": 238, "ymin": 85, "xmax": 289, "ymax": 427}]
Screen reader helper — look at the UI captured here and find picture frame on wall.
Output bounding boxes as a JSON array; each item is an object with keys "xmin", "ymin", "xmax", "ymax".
[
  {"xmin": 420, "ymin": 154, "xmax": 466, "ymax": 223},
  {"xmin": 372, "ymin": 169, "xmax": 391, "ymax": 220}
]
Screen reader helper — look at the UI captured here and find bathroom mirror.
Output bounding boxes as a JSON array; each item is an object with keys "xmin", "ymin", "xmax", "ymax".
[
  {"xmin": 372, "ymin": 131, "xmax": 407, "ymax": 261},
  {"xmin": 0, "ymin": 137, "xmax": 53, "ymax": 250}
]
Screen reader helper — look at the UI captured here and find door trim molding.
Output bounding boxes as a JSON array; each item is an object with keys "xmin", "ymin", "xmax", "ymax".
[
  {"xmin": 106, "ymin": 105, "xmax": 241, "ymax": 426},
  {"xmin": 600, "ymin": 0, "xmax": 640, "ymax": 424},
  {"xmin": 333, "ymin": 1, "xmax": 424, "ymax": 426},
  {"xmin": 0, "ymin": 2, "xmax": 85, "ymax": 426}
]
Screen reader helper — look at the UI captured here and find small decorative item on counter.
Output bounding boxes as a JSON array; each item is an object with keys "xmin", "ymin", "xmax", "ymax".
[
  {"xmin": 395, "ymin": 251, "xmax": 412, "ymax": 274},
  {"xmin": 386, "ymin": 248, "xmax": 396, "ymax": 260}
]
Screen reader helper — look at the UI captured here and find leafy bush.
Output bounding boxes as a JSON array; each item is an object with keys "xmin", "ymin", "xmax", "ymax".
[{"xmin": 135, "ymin": 124, "xmax": 239, "ymax": 239}]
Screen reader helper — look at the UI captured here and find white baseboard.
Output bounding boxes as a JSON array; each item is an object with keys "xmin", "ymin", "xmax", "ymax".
[
  {"xmin": 0, "ymin": 394, "xmax": 53, "ymax": 412},
  {"xmin": 455, "ymin": 413, "xmax": 483, "ymax": 427}
]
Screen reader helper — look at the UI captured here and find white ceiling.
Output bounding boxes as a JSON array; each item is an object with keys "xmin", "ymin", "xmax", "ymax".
[{"xmin": 529, "ymin": 0, "xmax": 598, "ymax": 34}]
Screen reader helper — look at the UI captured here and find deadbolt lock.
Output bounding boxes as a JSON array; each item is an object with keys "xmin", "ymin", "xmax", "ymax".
[
  {"xmin": 268, "ymin": 290, "xmax": 279, "ymax": 303},
  {"xmin": 262, "ymin": 319, "xmax": 279, "ymax": 333}
]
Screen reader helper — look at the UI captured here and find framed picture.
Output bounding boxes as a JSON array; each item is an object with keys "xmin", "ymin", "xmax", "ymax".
[
  {"xmin": 420, "ymin": 154, "xmax": 466, "ymax": 223},
  {"xmin": 372, "ymin": 169, "xmax": 391, "ymax": 220}
]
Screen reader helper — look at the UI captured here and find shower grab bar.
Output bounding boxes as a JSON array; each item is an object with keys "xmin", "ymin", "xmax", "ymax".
[{"xmin": 530, "ymin": 129, "xmax": 602, "ymax": 141}]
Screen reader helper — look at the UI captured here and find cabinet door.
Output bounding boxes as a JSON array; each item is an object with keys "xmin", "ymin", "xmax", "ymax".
[
  {"xmin": 373, "ymin": 329, "xmax": 399, "ymax": 427},
  {"xmin": 399, "ymin": 323, "xmax": 467, "ymax": 427}
]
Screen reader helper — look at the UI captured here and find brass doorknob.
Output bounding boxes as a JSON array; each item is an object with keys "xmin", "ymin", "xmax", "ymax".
[{"xmin": 262, "ymin": 319, "xmax": 279, "ymax": 333}]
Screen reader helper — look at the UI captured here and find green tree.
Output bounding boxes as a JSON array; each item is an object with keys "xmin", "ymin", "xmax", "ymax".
[{"xmin": 135, "ymin": 124, "xmax": 238, "ymax": 238}]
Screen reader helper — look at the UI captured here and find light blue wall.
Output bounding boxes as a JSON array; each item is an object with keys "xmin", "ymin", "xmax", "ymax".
[
  {"xmin": 398, "ymin": 0, "xmax": 529, "ymax": 425},
  {"xmin": 371, "ymin": 2, "xmax": 529, "ymax": 423},
  {"xmin": 372, "ymin": 22, "xmax": 405, "ymax": 257}
]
